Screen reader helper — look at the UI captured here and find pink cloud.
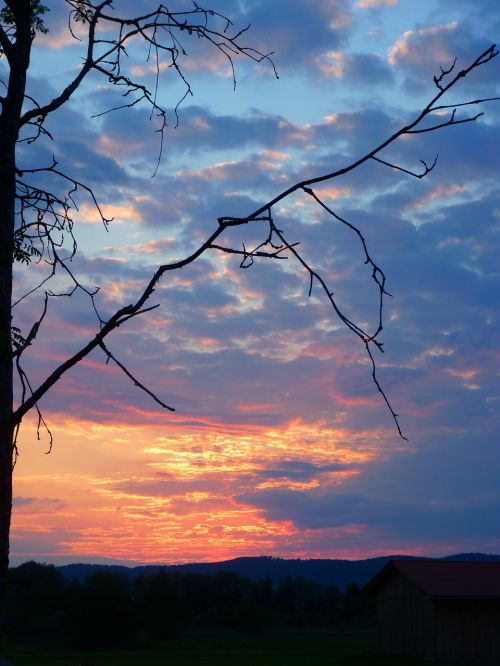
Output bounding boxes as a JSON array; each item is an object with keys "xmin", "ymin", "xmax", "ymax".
[
  {"xmin": 315, "ymin": 50, "xmax": 345, "ymax": 78},
  {"xmin": 388, "ymin": 22, "xmax": 458, "ymax": 66},
  {"xmin": 356, "ymin": 0, "xmax": 398, "ymax": 8},
  {"xmin": 407, "ymin": 184, "xmax": 469, "ymax": 211}
]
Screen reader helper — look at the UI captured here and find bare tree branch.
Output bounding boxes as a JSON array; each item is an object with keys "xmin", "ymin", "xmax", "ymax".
[
  {"xmin": 431, "ymin": 96, "xmax": 500, "ymax": 111},
  {"xmin": 99, "ymin": 340, "xmax": 175, "ymax": 412},
  {"xmin": 18, "ymin": 0, "xmax": 278, "ymax": 170},
  {"xmin": 11, "ymin": 292, "xmax": 48, "ymax": 359},
  {"xmin": 371, "ymin": 155, "xmax": 438, "ymax": 179},
  {"xmin": 11, "ymin": 43, "xmax": 500, "ymax": 439},
  {"xmin": 433, "ymin": 57, "xmax": 457, "ymax": 91},
  {"xmin": 406, "ymin": 109, "xmax": 485, "ymax": 133},
  {"xmin": 19, "ymin": 0, "xmax": 109, "ymax": 127}
]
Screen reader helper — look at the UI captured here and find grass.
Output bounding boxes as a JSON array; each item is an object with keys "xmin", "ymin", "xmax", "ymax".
[{"xmin": 6, "ymin": 634, "xmax": 496, "ymax": 666}]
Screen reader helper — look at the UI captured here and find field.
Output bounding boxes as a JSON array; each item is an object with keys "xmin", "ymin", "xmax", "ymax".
[{"xmin": 6, "ymin": 634, "xmax": 492, "ymax": 666}]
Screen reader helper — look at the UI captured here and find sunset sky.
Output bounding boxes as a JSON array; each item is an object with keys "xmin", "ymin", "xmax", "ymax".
[{"xmin": 9, "ymin": 0, "xmax": 500, "ymax": 566}]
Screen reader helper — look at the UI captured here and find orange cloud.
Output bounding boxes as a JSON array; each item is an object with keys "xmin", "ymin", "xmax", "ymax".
[
  {"xmin": 115, "ymin": 237, "xmax": 176, "ymax": 256},
  {"xmin": 131, "ymin": 62, "xmax": 171, "ymax": 77},
  {"xmin": 314, "ymin": 185, "xmax": 351, "ymax": 201},
  {"xmin": 236, "ymin": 401, "xmax": 282, "ymax": 412},
  {"xmin": 409, "ymin": 184, "xmax": 468, "ymax": 211},
  {"xmin": 12, "ymin": 414, "xmax": 385, "ymax": 563},
  {"xmin": 323, "ymin": 113, "xmax": 339, "ymax": 124},
  {"xmin": 445, "ymin": 368, "xmax": 480, "ymax": 390},
  {"xmin": 260, "ymin": 150, "xmax": 292, "ymax": 161},
  {"xmin": 181, "ymin": 160, "xmax": 240, "ymax": 182},
  {"xmin": 78, "ymin": 202, "xmax": 142, "ymax": 224},
  {"xmin": 37, "ymin": 22, "xmax": 87, "ymax": 49},
  {"xmin": 316, "ymin": 51, "xmax": 345, "ymax": 78}
]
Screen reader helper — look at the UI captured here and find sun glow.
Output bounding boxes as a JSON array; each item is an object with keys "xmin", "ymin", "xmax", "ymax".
[{"xmin": 12, "ymin": 415, "xmax": 381, "ymax": 563}]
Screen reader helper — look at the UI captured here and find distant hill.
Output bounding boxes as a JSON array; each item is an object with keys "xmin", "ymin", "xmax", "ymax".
[
  {"xmin": 440, "ymin": 552, "xmax": 500, "ymax": 561},
  {"xmin": 56, "ymin": 552, "xmax": 500, "ymax": 590}
]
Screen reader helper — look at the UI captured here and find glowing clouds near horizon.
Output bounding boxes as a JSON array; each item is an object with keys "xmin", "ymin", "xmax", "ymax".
[
  {"xmin": 10, "ymin": 0, "xmax": 500, "ymax": 564},
  {"xmin": 13, "ymin": 416, "xmax": 382, "ymax": 562}
]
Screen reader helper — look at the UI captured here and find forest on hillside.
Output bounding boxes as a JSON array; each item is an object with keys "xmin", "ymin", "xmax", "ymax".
[{"xmin": 6, "ymin": 561, "xmax": 373, "ymax": 649}]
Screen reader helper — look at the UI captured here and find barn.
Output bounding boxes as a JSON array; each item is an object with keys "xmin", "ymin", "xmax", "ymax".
[{"xmin": 366, "ymin": 559, "xmax": 500, "ymax": 661}]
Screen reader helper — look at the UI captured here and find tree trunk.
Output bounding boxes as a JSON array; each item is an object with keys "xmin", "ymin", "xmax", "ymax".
[
  {"xmin": 0, "ymin": 121, "xmax": 15, "ymax": 660},
  {"xmin": 0, "ymin": 4, "xmax": 32, "ymax": 654},
  {"xmin": 0, "ymin": 431, "xmax": 13, "ymax": 656},
  {"xmin": 0, "ymin": 138, "xmax": 15, "ymax": 660}
]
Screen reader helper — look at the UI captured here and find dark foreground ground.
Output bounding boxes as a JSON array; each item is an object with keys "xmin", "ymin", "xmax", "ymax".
[{"xmin": 6, "ymin": 634, "xmax": 499, "ymax": 666}]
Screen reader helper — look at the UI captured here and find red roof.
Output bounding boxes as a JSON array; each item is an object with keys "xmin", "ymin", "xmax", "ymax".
[{"xmin": 369, "ymin": 560, "xmax": 500, "ymax": 598}]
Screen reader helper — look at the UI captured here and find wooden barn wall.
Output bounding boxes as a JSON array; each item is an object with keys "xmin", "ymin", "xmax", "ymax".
[
  {"xmin": 433, "ymin": 599, "xmax": 500, "ymax": 661},
  {"xmin": 375, "ymin": 571, "xmax": 433, "ymax": 658}
]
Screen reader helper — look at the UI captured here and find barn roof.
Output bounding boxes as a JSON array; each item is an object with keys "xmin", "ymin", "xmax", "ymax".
[{"xmin": 366, "ymin": 560, "xmax": 500, "ymax": 598}]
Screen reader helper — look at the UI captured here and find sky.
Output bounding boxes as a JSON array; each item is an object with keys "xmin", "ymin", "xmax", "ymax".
[{"xmin": 6, "ymin": 0, "xmax": 500, "ymax": 565}]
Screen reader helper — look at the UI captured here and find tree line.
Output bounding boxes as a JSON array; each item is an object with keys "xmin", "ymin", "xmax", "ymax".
[{"xmin": 6, "ymin": 561, "xmax": 372, "ymax": 649}]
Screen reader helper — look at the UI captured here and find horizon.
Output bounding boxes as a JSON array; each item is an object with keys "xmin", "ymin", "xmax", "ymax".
[
  {"xmin": 10, "ymin": 550, "xmax": 500, "ymax": 569},
  {"xmin": 12, "ymin": 0, "xmax": 500, "ymax": 564}
]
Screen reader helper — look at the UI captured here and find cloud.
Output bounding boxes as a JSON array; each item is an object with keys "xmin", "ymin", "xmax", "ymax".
[
  {"xmin": 386, "ymin": 20, "xmax": 499, "ymax": 95},
  {"xmin": 315, "ymin": 51, "xmax": 394, "ymax": 85},
  {"xmin": 9, "ymin": 0, "xmax": 500, "ymax": 564},
  {"xmin": 97, "ymin": 105, "xmax": 315, "ymax": 163},
  {"xmin": 236, "ymin": 429, "xmax": 500, "ymax": 545},
  {"xmin": 388, "ymin": 22, "xmax": 459, "ymax": 67},
  {"xmin": 356, "ymin": 0, "xmax": 398, "ymax": 8},
  {"xmin": 342, "ymin": 53, "xmax": 394, "ymax": 85},
  {"xmin": 215, "ymin": 0, "xmax": 354, "ymax": 73},
  {"xmin": 238, "ymin": 485, "xmax": 500, "ymax": 547}
]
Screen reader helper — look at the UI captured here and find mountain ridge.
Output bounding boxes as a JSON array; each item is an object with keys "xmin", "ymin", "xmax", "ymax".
[{"xmin": 55, "ymin": 552, "xmax": 500, "ymax": 590}]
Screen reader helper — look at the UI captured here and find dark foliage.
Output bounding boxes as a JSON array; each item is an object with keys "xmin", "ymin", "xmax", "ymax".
[
  {"xmin": 67, "ymin": 570, "xmax": 135, "ymax": 649},
  {"xmin": 5, "ymin": 561, "xmax": 65, "ymax": 641},
  {"xmin": 5, "ymin": 561, "xmax": 372, "ymax": 649}
]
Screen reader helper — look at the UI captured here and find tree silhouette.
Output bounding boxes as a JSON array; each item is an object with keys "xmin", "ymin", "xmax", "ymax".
[{"xmin": 0, "ymin": 0, "xmax": 498, "ymax": 651}]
